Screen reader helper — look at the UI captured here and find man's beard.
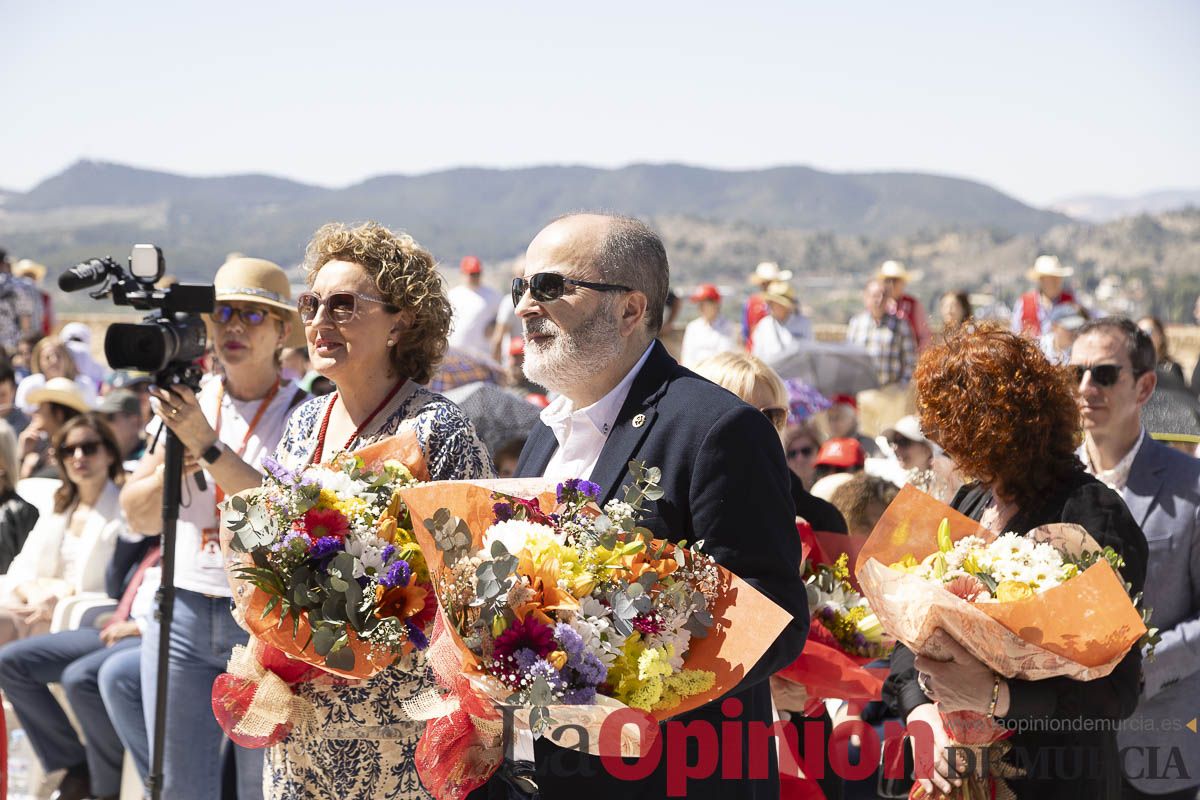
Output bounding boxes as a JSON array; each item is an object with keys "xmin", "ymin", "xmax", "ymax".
[{"xmin": 522, "ymin": 299, "xmax": 623, "ymax": 398}]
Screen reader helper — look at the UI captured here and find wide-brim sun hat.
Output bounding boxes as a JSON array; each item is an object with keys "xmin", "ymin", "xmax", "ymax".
[
  {"xmin": 875, "ymin": 260, "xmax": 922, "ymax": 283},
  {"xmin": 752, "ymin": 261, "xmax": 793, "ymax": 285},
  {"xmin": 213, "ymin": 257, "xmax": 305, "ymax": 347},
  {"xmin": 28, "ymin": 377, "xmax": 92, "ymax": 414},
  {"xmin": 1028, "ymin": 254, "xmax": 1074, "ymax": 280},
  {"xmin": 14, "ymin": 259, "xmax": 47, "ymax": 282},
  {"xmin": 763, "ymin": 280, "xmax": 797, "ymax": 312}
]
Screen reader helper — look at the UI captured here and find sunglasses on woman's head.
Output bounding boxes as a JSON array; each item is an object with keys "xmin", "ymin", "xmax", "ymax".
[
  {"xmin": 57, "ymin": 440, "xmax": 102, "ymax": 459},
  {"xmin": 511, "ymin": 272, "xmax": 633, "ymax": 307},
  {"xmin": 1071, "ymin": 363, "xmax": 1125, "ymax": 387},
  {"xmin": 212, "ymin": 305, "xmax": 271, "ymax": 327},
  {"xmin": 296, "ymin": 291, "xmax": 398, "ymax": 324}
]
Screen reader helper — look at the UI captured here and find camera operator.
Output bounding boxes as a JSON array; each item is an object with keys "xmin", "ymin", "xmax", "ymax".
[{"xmin": 118, "ymin": 258, "xmax": 306, "ymax": 800}]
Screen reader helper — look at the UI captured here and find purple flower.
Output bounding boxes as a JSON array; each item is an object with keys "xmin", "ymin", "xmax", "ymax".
[
  {"xmin": 563, "ymin": 686, "xmax": 597, "ymax": 705},
  {"xmin": 492, "ymin": 501, "xmax": 514, "ymax": 522},
  {"xmin": 272, "ymin": 530, "xmax": 307, "ymax": 552},
  {"xmin": 406, "ymin": 621, "xmax": 429, "ymax": 650},
  {"xmin": 308, "ymin": 536, "xmax": 345, "ymax": 560},
  {"xmin": 555, "ymin": 623, "xmax": 585, "ymax": 658},
  {"xmin": 261, "ymin": 455, "xmax": 297, "ymax": 485},
  {"xmin": 380, "ymin": 544, "xmax": 397, "ymax": 562},
  {"xmin": 380, "ymin": 560, "xmax": 411, "ymax": 588},
  {"xmin": 556, "ymin": 478, "xmax": 602, "ymax": 504},
  {"xmin": 573, "ymin": 651, "xmax": 607, "ymax": 686},
  {"xmin": 513, "ymin": 647, "xmax": 541, "ymax": 672},
  {"xmin": 527, "ymin": 659, "xmax": 568, "ymax": 692}
]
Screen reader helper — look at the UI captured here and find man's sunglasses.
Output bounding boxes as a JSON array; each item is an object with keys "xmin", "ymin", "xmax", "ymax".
[
  {"xmin": 212, "ymin": 304, "xmax": 272, "ymax": 327},
  {"xmin": 1071, "ymin": 363, "xmax": 1128, "ymax": 387},
  {"xmin": 511, "ymin": 272, "xmax": 632, "ymax": 307},
  {"xmin": 57, "ymin": 440, "xmax": 103, "ymax": 459},
  {"xmin": 297, "ymin": 291, "xmax": 398, "ymax": 324}
]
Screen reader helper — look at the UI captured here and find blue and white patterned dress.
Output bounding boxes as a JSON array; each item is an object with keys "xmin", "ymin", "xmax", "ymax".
[{"xmin": 267, "ymin": 381, "xmax": 493, "ymax": 800}]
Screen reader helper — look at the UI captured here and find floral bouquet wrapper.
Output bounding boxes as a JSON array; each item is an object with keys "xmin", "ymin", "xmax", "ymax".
[
  {"xmin": 396, "ymin": 476, "xmax": 793, "ymax": 792},
  {"xmin": 854, "ymin": 485, "xmax": 1146, "ymax": 681}
]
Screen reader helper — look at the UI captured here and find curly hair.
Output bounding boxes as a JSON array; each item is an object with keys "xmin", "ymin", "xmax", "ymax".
[
  {"xmin": 302, "ymin": 221, "xmax": 451, "ymax": 385},
  {"xmin": 913, "ymin": 322, "xmax": 1082, "ymax": 507}
]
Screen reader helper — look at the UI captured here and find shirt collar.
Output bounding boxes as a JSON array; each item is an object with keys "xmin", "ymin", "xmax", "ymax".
[
  {"xmin": 1080, "ymin": 428, "xmax": 1146, "ymax": 492},
  {"xmin": 540, "ymin": 342, "xmax": 655, "ymax": 442}
]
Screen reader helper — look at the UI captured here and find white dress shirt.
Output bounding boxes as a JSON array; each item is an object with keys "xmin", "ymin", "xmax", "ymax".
[
  {"xmin": 539, "ymin": 343, "xmax": 655, "ymax": 484},
  {"xmin": 1080, "ymin": 428, "xmax": 1146, "ymax": 495}
]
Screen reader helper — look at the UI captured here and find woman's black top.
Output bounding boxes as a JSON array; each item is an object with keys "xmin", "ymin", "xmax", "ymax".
[
  {"xmin": 0, "ymin": 489, "xmax": 40, "ymax": 573},
  {"xmin": 884, "ymin": 469, "xmax": 1148, "ymax": 800},
  {"xmin": 790, "ymin": 470, "xmax": 848, "ymax": 534}
]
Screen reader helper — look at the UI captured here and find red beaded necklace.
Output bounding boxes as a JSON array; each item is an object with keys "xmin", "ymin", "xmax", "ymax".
[{"xmin": 312, "ymin": 378, "xmax": 406, "ymax": 463}]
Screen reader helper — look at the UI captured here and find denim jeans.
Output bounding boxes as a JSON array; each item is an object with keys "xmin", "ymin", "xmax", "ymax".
[
  {"xmin": 98, "ymin": 645, "xmax": 149, "ymax": 781},
  {"xmin": 141, "ymin": 588, "xmax": 263, "ymax": 800},
  {"xmin": 0, "ymin": 627, "xmax": 139, "ymax": 797}
]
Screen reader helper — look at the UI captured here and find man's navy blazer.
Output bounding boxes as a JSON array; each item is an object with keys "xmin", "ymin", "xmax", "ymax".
[{"xmin": 512, "ymin": 340, "xmax": 808, "ymax": 800}]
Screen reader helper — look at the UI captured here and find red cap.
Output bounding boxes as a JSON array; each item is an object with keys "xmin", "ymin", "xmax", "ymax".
[
  {"xmin": 460, "ymin": 256, "xmax": 482, "ymax": 275},
  {"xmin": 831, "ymin": 394, "xmax": 857, "ymax": 409},
  {"xmin": 508, "ymin": 336, "xmax": 525, "ymax": 356},
  {"xmin": 814, "ymin": 438, "xmax": 866, "ymax": 468},
  {"xmin": 525, "ymin": 392, "xmax": 550, "ymax": 408},
  {"xmin": 689, "ymin": 283, "xmax": 721, "ymax": 303}
]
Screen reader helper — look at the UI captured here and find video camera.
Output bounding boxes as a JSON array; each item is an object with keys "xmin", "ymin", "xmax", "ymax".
[{"xmin": 59, "ymin": 244, "xmax": 215, "ymax": 388}]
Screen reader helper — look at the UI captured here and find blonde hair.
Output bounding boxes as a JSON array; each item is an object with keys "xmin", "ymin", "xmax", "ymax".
[
  {"xmin": 693, "ymin": 351, "xmax": 789, "ymax": 435},
  {"xmin": 32, "ymin": 338, "xmax": 78, "ymax": 381},
  {"xmin": 0, "ymin": 420, "xmax": 17, "ymax": 494},
  {"xmin": 302, "ymin": 221, "xmax": 451, "ymax": 385}
]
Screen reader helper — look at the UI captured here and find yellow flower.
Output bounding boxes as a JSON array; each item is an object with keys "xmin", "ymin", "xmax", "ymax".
[
  {"xmin": 548, "ymin": 650, "xmax": 568, "ymax": 670},
  {"xmin": 996, "ymin": 581, "xmax": 1034, "ymax": 602},
  {"xmin": 889, "ymin": 554, "xmax": 920, "ymax": 573},
  {"xmin": 937, "ymin": 518, "xmax": 953, "ymax": 553}
]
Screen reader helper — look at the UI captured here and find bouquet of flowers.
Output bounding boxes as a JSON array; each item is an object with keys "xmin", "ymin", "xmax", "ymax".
[
  {"xmin": 211, "ymin": 437, "xmax": 436, "ymax": 749},
  {"xmin": 224, "ymin": 450, "xmax": 434, "ymax": 675},
  {"xmin": 395, "ymin": 463, "xmax": 793, "ymax": 799},
  {"xmin": 855, "ymin": 485, "xmax": 1152, "ymax": 799}
]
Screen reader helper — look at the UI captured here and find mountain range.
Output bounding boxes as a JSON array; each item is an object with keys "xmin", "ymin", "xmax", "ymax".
[
  {"xmin": 1051, "ymin": 189, "xmax": 1200, "ymax": 223},
  {"xmin": 0, "ymin": 159, "xmax": 1067, "ymax": 279}
]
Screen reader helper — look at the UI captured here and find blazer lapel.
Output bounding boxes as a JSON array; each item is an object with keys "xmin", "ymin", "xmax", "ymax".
[
  {"xmin": 589, "ymin": 342, "xmax": 673, "ymax": 504},
  {"xmin": 1123, "ymin": 437, "xmax": 1167, "ymax": 530},
  {"xmin": 515, "ymin": 422, "xmax": 558, "ymax": 479}
]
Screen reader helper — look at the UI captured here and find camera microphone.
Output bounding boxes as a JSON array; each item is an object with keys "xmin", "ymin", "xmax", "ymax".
[{"xmin": 59, "ymin": 257, "xmax": 118, "ymax": 292}]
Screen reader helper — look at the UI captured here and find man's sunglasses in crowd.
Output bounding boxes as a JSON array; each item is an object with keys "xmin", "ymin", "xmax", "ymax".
[
  {"xmin": 1071, "ymin": 363, "xmax": 1143, "ymax": 388},
  {"xmin": 511, "ymin": 272, "xmax": 632, "ymax": 307},
  {"xmin": 787, "ymin": 444, "xmax": 816, "ymax": 460},
  {"xmin": 297, "ymin": 291, "xmax": 398, "ymax": 324}
]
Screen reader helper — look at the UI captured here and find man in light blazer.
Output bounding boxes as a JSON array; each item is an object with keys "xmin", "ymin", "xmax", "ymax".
[
  {"xmin": 1071, "ymin": 317, "xmax": 1200, "ymax": 800},
  {"xmin": 475, "ymin": 213, "xmax": 807, "ymax": 800}
]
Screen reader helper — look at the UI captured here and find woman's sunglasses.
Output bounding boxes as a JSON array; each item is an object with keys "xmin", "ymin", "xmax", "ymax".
[
  {"xmin": 212, "ymin": 305, "xmax": 271, "ymax": 327},
  {"xmin": 759, "ymin": 406, "xmax": 789, "ymax": 430},
  {"xmin": 511, "ymin": 272, "xmax": 632, "ymax": 307},
  {"xmin": 1071, "ymin": 363, "xmax": 1126, "ymax": 387},
  {"xmin": 297, "ymin": 291, "xmax": 398, "ymax": 324},
  {"xmin": 57, "ymin": 440, "xmax": 103, "ymax": 459}
]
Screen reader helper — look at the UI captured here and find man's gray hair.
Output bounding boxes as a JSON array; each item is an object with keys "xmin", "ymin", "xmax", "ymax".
[{"xmin": 592, "ymin": 215, "xmax": 670, "ymax": 333}]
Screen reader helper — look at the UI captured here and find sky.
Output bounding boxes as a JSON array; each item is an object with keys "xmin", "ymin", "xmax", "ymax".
[{"xmin": 2, "ymin": 0, "xmax": 1197, "ymax": 207}]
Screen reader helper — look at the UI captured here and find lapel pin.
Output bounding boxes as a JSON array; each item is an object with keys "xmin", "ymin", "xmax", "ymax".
[{"xmin": 632, "ymin": 413, "xmax": 646, "ymax": 428}]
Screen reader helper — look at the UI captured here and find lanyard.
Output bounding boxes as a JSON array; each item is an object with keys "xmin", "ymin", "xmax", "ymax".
[
  {"xmin": 212, "ymin": 377, "xmax": 280, "ymax": 506},
  {"xmin": 312, "ymin": 378, "xmax": 406, "ymax": 464}
]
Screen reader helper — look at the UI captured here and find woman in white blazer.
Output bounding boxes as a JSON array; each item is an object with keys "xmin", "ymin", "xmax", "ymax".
[{"xmin": 0, "ymin": 413, "xmax": 127, "ymax": 643}]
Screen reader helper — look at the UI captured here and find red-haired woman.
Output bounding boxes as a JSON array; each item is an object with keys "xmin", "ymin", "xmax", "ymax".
[{"xmin": 883, "ymin": 324, "xmax": 1148, "ymax": 800}]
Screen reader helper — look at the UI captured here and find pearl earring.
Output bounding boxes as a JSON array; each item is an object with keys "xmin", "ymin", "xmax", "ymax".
[{"xmin": 386, "ymin": 339, "xmax": 395, "ymax": 347}]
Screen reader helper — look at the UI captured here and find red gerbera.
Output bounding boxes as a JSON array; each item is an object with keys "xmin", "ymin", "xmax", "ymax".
[{"xmin": 300, "ymin": 507, "xmax": 350, "ymax": 542}]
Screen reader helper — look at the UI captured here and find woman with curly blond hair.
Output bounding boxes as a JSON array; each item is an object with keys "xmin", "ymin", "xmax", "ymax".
[
  {"xmin": 261, "ymin": 222, "xmax": 492, "ymax": 799},
  {"xmin": 883, "ymin": 323, "xmax": 1147, "ymax": 800}
]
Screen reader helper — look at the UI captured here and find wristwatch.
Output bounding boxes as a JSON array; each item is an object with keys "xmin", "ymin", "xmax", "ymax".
[{"xmin": 198, "ymin": 441, "xmax": 225, "ymax": 467}]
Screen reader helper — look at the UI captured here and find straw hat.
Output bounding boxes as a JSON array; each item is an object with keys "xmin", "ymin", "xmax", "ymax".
[
  {"xmin": 13, "ymin": 259, "xmax": 47, "ymax": 283},
  {"xmin": 27, "ymin": 377, "xmax": 92, "ymax": 414},
  {"xmin": 213, "ymin": 257, "xmax": 305, "ymax": 347},
  {"xmin": 1028, "ymin": 255, "xmax": 1074, "ymax": 280},
  {"xmin": 875, "ymin": 260, "xmax": 921, "ymax": 283},
  {"xmin": 763, "ymin": 281, "xmax": 797, "ymax": 312},
  {"xmin": 751, "ymin": 261, "xmax": 793, "ymax": 285}
]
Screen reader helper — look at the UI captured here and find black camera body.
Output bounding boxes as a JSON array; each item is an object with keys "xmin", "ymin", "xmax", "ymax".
[{"xmin": 59, "ymin": 245, "xmax": 215, "ymax": 388}]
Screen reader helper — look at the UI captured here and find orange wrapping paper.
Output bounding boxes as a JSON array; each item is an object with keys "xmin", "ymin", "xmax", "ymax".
[
  {"xmin": 397, "ymin": 479, "xmax": 796, "ymax": 757},
  {"xmin": 854, "ymin": 485, "xmax": 1146, "ymax": 680},
  {"xmin": 221, "ymin": 432, "xmax": 430, "ymax": 680}
]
